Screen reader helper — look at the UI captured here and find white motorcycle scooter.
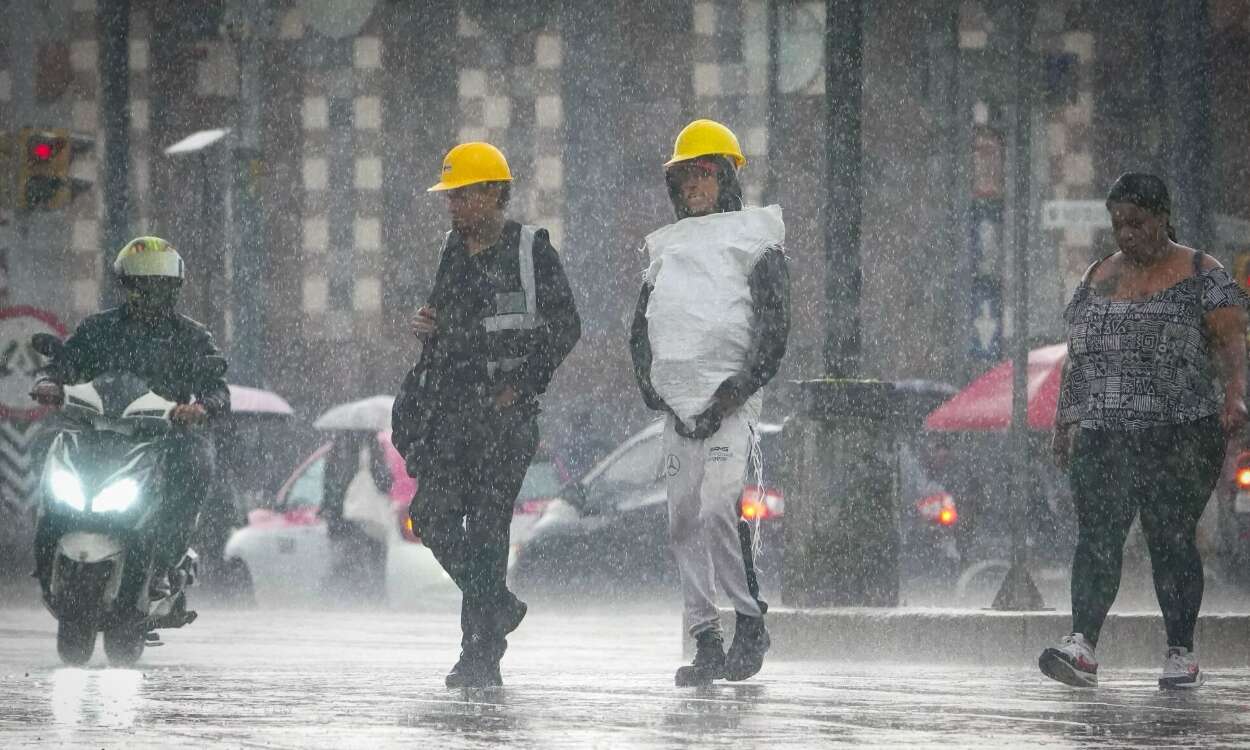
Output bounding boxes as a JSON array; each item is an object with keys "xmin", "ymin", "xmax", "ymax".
[{"xmin": 32, "ymin": 333, "xmax": 222, "ymax": 665}]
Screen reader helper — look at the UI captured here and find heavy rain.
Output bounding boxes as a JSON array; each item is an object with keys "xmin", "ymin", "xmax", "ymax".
[{"xmin": 2, "ymin": 0, "xmax": 1250, "ymax": 747}]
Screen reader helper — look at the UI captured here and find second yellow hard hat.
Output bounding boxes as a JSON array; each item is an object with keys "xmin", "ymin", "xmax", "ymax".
[
  {"xmin": 665, "ymin": 119, "xmax": 746, "ymax": 168},
  {"xmin": 427, "ymin": 142, "xmax": 513, "ymax": 192}
]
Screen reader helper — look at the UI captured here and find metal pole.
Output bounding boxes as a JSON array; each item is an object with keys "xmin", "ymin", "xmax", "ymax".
[
  {"xmin": 227, "ymin": 0, "xmax": 268, "ymax": 385},
  {"xmin": 992, "ymin": 0, "xmax": 1045, "ymax": 611},
  {"xmin": 823, "ymin": 0, "xmax": 864, "ymax": 378},
  {"xmin": 765, "ymin": 0, "xmax": 781, "ymax": 204},
  {"xmin": 99, "ymin": 0, "xmax": 130, "ymax": 308}
]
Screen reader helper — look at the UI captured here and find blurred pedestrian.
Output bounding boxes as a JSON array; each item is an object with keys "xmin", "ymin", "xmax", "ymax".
[
  {"xmin": 1041, "ymin": 173, "xmax": 1249, "ymax": 689},
  {"xmin": 630, "ymin": 119, "xmax": 790, "ymax": 686},
  {"xmin": 562, "ymin": 406, "xmax": 616, "ymax": 478},
  {"xmin": 319, "ymin": 432, "xmax": 390, "ymax": 603},
  {"xmin": 392, "ymin": 142, "xmax": 580, "ymax": 688}
]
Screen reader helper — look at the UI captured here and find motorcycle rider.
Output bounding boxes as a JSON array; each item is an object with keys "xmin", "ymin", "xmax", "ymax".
[
  {"xmin": 394, "ymin": 142, "xmax": 580, "ymax": 688},
  {"xmin": 630, "ymin": 119, "xmax": 790, "ymax": 686},
  {"xmin": 30, "ymin": 236, "xmax": 231, "ymax": 595}
]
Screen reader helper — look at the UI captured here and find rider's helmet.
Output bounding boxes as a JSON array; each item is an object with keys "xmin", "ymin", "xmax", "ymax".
[
  {"xmin": 113, "ymin": 236, "xmax": 185, "ymax": 281},
  {"xmin": 113, "ymin": 237, "xmax": 185, "ymax": 315}
]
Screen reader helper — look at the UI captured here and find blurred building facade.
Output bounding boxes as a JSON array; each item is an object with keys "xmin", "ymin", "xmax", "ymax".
[{"xmin": 1, "ymin": 0, "xmax": 1249, "ymax": 446}]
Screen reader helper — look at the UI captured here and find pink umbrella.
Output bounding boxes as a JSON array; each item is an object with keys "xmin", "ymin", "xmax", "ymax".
[
  {"xmin": 228, "ymin": 385, "xmax": 295, "ymax": 416},
  {"xmin": 924, "ymin": 344, "xmax": 1067, "ymax": 432}
]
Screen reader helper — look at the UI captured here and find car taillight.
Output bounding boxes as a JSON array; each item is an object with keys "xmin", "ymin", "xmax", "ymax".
[
  {"xmin": 740, "ymin": 485, "xmax": 783, "ymax": 521},
  {"xmin": 515, "ymin": 498, "xmax": 553, "ymax": 515},
  {"xmin": 916, "ymin": 492, "xmax": 958, "ymax": 527},
  {"xmin": 1237, "ymin": 467, "xmax": 1250, "ymax": 490},
  {"xmin": 399, "ymin": 510, "xmax": 420, "ymax": 544},
  {"xmin": 1232, "ymin": 451, "xmax": 1250, "ymax": 490}
]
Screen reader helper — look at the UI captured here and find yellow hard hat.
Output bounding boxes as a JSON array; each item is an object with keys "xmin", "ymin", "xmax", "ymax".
[
  {"xmin": 427, "ymin": 142, "xmax": 513, "ymax": 192},
  {"xmin": 665, "ymin": 119, "xmax": 746, "ymax": 169},
  {"xmin": 113, "ymin": 236, "xmax": 185, "ymax": 280}
]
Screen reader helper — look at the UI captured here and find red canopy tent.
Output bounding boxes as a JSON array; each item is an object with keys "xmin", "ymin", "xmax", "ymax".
[{"xmin": 924, "ymin": 344, "xmax": 1067, "ymax": 432}]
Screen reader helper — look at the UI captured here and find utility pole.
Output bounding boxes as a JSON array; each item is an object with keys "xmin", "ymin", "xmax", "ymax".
[
  {"xmin": 823, "ymin": 0, "xmax": 864, "ymax": 377},
  {"xmin": 1159, "ymin": 0, "xmax": 1214, "ymax": 251},
  {"xmin": 99, "ymin": 0, "xmax": 130, "ymax": 308},
  {"xmin": 992, "ymin": 0, "xmax": 1045, "ymax": 612}
]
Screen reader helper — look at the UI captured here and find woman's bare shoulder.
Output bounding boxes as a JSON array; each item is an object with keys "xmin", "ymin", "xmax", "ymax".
[
  {"xmin": 1085, "ymin": 253, "xmax": 1121, "ymax": 285},
  {"xmin": 1188, "ymin": 246, "xmax": 1223, "ymax": 271}
]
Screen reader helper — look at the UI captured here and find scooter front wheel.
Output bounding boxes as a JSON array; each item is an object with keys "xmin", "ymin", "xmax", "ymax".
[
  {"xmin": 56, "ymin": 618, "xmax": 96, "ymax": 665},
  {"xmin": 103, "ymin": 625, "xmax": 145, "ymax": 666}
]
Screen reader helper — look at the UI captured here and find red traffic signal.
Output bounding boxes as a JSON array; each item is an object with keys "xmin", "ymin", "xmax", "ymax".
[
  {"xmin": 29, "ymin": 140, "xmax": 58, "ymax": 161},
  {"xmin": 16, "ymin": 129, "xmax": 91, "ymax": 210}
]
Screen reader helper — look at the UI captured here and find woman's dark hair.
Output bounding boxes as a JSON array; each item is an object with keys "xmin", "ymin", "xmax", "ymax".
[
  {"xmin": 1106, "ymin": 172, "xmax": 1177, "ymax": 242},
  {"xmin": 666, "ymin": 155, "xmax": 743, "ymax": 220}
]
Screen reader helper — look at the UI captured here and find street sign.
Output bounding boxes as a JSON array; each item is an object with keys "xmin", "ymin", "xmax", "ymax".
[
  {"xmin": 1041, "ymin": 200, "xmax": 1109, "ymax": 230},
  {"xmin": 968, "ymin": 277, "xmax": 1002, "ymax": 360},
  {"xmin": 0, "ymin": 306, "xmax": 67, "ymax": 421}
]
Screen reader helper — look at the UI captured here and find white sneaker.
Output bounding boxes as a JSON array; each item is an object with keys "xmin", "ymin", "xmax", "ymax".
[
  {"xmin": 1039, "ymin": 633, "xmax": 1099, "ymax": 687},
  {"xmin": 1159, "ymin": 647, "xmax": 1204, "ymax": 690}
]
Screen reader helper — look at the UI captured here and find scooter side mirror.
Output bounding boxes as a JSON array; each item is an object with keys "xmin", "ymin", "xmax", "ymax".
[{"xmin": 31, "ymin": 333, "xmax": 64, "ymax": 358}]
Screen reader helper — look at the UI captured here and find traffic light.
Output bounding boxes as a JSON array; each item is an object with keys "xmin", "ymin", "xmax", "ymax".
[{"xmin": 16, "ymin": 128, "xmax": 92, "ymax": 210}]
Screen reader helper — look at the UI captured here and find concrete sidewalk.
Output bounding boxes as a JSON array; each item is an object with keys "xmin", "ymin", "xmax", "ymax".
[{"xmin": 714, "ymin": 607, "xmax": 1250, "ymax": 667}]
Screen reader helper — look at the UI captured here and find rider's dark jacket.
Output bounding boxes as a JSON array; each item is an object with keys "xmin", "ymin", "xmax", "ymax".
[{"xmin": 38, "ymin": 306, "xmax": 231, "ymax": 417}]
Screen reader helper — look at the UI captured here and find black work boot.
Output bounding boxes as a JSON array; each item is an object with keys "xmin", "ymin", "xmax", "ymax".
[
  {"xmin": 498, "ymin": 592, "xmax": 528, "ymax": 636},
  {"xmin": 445, "ymin": 650, "xmax": 503, "ymax": 688},
  {"xmin": 675, "ymin": 630, "xmax": 726, "ymax": 687},
  {"xmin": 724, "ymin": 611, "xmax": 770, "ymax": 681},
  {"xmin": 446, "ymin": 600, "xmax": 506, "ymax": 689}
]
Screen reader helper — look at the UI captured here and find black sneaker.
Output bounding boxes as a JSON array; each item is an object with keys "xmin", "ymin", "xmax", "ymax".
[
  {"xmin": 724, "ymin": 612, "xmax": 770, "ymax": 681},
  {"xmin": 675, "ymin": 630, "xmax": 726, "ymax": 687},
  {"xmin": 148, "ymin": 572, "xmax": 171, "ymax": 600},
  {"xmin": 445, "ymin": 653, "xmax": 503, "ymax": 688}
]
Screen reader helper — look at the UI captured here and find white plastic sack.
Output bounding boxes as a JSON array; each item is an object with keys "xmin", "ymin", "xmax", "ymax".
[
  {"xmin": 644, "ymin": 205, "xmax": 785, "ymax": 425},
  {"xmin": 341, "ymin": 448, "xmax": 397, "ymax": 544}
]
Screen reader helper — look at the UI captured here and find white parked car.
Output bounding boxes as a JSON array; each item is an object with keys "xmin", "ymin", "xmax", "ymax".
[{"xmin": 224, "ymin": 432, "xmax": 569, "ymax": 607}]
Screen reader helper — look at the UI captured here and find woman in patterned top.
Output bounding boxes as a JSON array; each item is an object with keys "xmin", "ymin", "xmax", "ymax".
[{"xmin": 1039, "ymin": 173, "xmax": 1249, "ymax": 690}]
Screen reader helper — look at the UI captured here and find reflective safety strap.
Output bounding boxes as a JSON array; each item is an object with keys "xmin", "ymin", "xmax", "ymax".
[
  {"xmin": 486, "ymin": 356, "xmax": 527, "ymax": 379},
  {"xmin": 482, "ymin": 225, "xmax": 540, "ymax": 333},
  {"xmin": 485, "ymin": 225, "xmax": 543, "ymax": 380}
]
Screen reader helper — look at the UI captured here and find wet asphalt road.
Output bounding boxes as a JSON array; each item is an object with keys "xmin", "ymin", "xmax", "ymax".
[{"xmin": 2, "ymin": 600, "xmax": 1250, "ymax": 749}]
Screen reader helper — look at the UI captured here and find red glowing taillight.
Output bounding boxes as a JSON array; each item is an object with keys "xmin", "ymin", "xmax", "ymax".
[
  {"xmin": 917, "ymin": 492, "xmax": 958, "ymax": 527},
  {"xmin": 739, "ymin": 485, "xmax": 784, "ymax": 521}
]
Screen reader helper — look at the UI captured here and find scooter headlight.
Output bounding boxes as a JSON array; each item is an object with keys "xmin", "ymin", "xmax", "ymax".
[
  {"xmin": 93, "ymin": 478, "xmax": 140, "ymax": 513},
  {"xmin": 49, "ymin": 468, "xmax": 87, "ymax": 511}
]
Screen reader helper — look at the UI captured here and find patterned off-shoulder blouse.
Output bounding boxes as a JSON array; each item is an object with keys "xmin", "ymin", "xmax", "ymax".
[{"xmin": 1058, "ymin": 253, "xmax": 1250, "ymax": 431}]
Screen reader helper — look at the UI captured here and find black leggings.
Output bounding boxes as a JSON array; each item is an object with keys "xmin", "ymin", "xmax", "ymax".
[{"xmin": 1068, "ymin": 417, "xmax": 1224, "ymax": 650}]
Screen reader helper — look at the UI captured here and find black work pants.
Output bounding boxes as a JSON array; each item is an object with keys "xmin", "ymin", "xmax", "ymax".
[
  {"xmin": 1068, "ymin": 416, "xmax": 1224, "ymax": 650},
  {"xmin": 410, "ymin": 407, "xmax": 537, "ymax": 658}
]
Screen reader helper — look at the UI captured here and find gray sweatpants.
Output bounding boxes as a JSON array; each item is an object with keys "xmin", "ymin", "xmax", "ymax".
[{"xmin": 663, "ymin": 393, "xmax": 764, "ymax": 637}]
